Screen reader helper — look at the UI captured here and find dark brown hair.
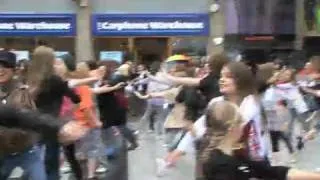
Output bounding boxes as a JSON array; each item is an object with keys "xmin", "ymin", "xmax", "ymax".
[
  {"xmin": 208, "ymin": 53, "xmax": 229, "ymax": 76},
  {"xmin": 224, "ymin": 61, "xmax": 256, "ymax": 99},
  {"xmin": 310, "ymin": 56, "xmax": 320, "ymax": 73}
]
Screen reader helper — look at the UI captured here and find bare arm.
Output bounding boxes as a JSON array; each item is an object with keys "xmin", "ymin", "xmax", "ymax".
[
  {"xmin": 91, "ymin": 83, "xmax": 123, "ymax": 94},
  {"xmin": 301, "ymin": 87, "xmax": 320, "ymax": 97},
  {"xmin": 148, "ymin": 75, "xmax": 174, "ymax": 86},
  {"xmin": 68, "ymin": 77, "xmax": 98, "ymax": 88},
  {"xmin": 162, "ymin": 73, "xmax": 202, "ymax": 87},
  {"xmin": 287, "ymin": 169, "xmax": 320, "ymax": 180}
]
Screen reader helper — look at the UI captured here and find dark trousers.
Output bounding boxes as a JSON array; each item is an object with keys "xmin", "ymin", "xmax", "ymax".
[
  {"xmin": 45, "ymin": 141, "xmax": 60, "ymax": 180},
  {"xmin": 118, "ymin": 125, "xmax": 137, "ymax": 146},
  {"xmin": 270, "ymin": 130, "xmax": 294, "ymax": 154},
  {"xmin": 63, "ymin": 144, "xmax": 83, "ymax": 180},
  {"xmin": 45, "ymin": 141, "xmax": 83, "ymax": 180}
]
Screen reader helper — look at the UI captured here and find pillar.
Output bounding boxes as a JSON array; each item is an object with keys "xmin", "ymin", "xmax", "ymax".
[
  {"xmin": 75, "ymin": 0, "xmax": 94, "ymax": 62},
  {"xmin": 295, "ymin": 0, "xmax": 305, "ymax": 50},
  {"xmin": 207, "ymin": 1, "xmax": 225, "ymax": 55}
]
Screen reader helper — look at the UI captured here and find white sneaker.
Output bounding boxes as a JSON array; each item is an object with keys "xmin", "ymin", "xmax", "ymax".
[
  {"xmin": 156, "ymin": 158, "xmax": 168, "ymax": 177},
  {"xmin": 148, "ymin": 130, "xmax": 154, "ymax": 133},
  {"xmin": 162, "ymin": 144, "xmax": 168, "ymax": 148},
  {"xmin": 60, "ymin": 164, "xmax": 71, "ymax": 174},
  {"xmin": 96, "ymin": 165, "xmax": 108, "ymax": 173}
]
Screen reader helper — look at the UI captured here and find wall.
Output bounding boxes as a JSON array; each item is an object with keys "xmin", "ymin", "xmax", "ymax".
[
  {"xmin": 92, "ymin": 0, "xmax": 210, "ymax": 13},
  {"xmin": 0, "ymin": 0, "xmax": 210, "ymax": 14},
  {"xmin": 0, "ymin": 0, "xmax": 76, "ymax": 13}
]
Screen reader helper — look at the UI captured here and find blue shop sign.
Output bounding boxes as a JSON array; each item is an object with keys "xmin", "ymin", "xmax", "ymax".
[
  {"xmin": 92, "ymin": 14, "xmax": 210, "ymax": 36},
  {"xmin": 0, "ymin": 14, "xmax": 76, "ymax": 36}
]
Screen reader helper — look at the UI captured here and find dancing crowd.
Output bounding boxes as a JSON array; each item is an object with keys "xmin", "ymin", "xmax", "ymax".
[{"xmin": 1, "ymin": 45, "xmax": 320, "ymax": 180}]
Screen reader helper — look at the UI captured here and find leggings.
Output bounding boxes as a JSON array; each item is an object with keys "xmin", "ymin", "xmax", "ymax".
[{"xmin": 270, "ymin": 130, "xmax": 294, "ymax": 154}]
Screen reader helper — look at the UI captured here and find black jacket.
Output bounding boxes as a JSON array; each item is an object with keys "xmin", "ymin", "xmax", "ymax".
[
  {"xmin": 0, "ymin": 105, "xmax": 63, "ymax": 141},
  {"xmin": 203, "ymin": 149, "xmax": 289, "ymax": 180}
]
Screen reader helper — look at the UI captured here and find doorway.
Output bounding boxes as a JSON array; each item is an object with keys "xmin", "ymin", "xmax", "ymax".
[{"xmin": 135, "ymin": 38, "xmax": 168, "ymax": 67}]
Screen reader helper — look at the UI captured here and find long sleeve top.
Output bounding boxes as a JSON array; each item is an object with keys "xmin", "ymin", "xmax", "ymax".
[{"xmin": 35, "ymin": 75, "xmax": 81, "ymax": 117}]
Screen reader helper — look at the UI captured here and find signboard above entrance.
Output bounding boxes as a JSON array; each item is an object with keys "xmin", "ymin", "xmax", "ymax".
[
  {"xmin": 92, "ymin": 14, "xmax": 210, "ymax": 36},
  {"xmin": 0, "ymin": 14, "xmax": 76, "ymax": 36}
]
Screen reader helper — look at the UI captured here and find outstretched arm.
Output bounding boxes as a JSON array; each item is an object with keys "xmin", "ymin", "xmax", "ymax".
[{"xmin": 0, "ymin": 105, "xmax": 87, "ymax": 144}]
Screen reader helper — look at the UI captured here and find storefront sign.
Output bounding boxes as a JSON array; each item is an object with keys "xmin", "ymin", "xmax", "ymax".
[
  {"xmin": 92, "ymin": 14, "xmax": 210, "ymax": 36},
  {"xmin": 0, "ymin": 14, "xmax": 76, "ymax": 36}
]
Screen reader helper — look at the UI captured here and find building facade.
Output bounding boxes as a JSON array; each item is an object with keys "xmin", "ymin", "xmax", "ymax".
[{"xmin": 0, "ymin": 0, "xmax": 218, "ymax": 63}]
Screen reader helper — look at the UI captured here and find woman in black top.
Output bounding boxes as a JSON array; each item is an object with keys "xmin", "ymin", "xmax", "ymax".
[
  {"xmin": 26, "ymin": 46, "xmax": 81, "ymax": 180},
  {"xmin": 201, "ymin": 101, "xmax": 320, "ymax": 180},
  {"xmin": 95, "ymin": 66, "xmax": 139, "ymax": 151}
]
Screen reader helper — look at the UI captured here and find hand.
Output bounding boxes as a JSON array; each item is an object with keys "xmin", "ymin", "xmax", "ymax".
[
  {"xmin": 112, "ymin": 126, "xmax": 121, "ymax": 136},
  {"xmin": 94, "ymin": 120, "xmax": 103, "ymax": 128},
  {"xmin": 96, "ymin": 66, "xmax": 106, "ymax": 80},
  {"xmin": 90, "ymin": 66, "xmax": 106, "ymax": 80},
  {"xmin": 134, "ymin": 91, "xmax": 150, "ymax": 99},
  {"xmin": 309, "ymin": 73, "xmax": 320, "ymax": 80},
  {"xmin": 58, "ymin": 121, "xmax": 89, "ymax": 144},
  {"xmin": 115, "ymin": 82, "xmax": 126, "ymax": 89},
  {"xmin": 183, "ymin": 121, "xmax": 193, "ymax": 131},
  {"xmin": 305, "ymin": 129, "xmax": 317, "ymax": 141}
]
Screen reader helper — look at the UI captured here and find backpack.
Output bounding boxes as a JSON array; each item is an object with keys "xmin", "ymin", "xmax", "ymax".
[{"xmin": 0, "ymin": 83, "xmax": 38, "ymax": 156}]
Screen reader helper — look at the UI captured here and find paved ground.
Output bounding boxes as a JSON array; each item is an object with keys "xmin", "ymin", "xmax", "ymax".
[{"xmin": 9, "ymin": 118, "xmax": 320, "ymax": 180}]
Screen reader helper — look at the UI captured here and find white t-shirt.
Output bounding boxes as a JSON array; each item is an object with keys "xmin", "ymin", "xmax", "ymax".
[
  {"xmin": 263, "ymin": 83, "xmax": 308, "ymax": 114},
  {"xmin": 177, "ymin": 95, "xmax": 268, "ymax": 159}
]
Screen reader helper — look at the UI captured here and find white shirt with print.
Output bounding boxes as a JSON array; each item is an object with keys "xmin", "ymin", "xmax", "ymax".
[{"xmin": 177, "ymin": 95, "xmax": 268, "ymax": 159}]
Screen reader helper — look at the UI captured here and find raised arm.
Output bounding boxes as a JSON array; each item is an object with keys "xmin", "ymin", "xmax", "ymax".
[
  {"xmin": 68, "ymin": 77, "xmax": 99, "ymax": 88},
  {"xmin": 92, "ymin": 82, "xmax": 125, "ymax": 94}
]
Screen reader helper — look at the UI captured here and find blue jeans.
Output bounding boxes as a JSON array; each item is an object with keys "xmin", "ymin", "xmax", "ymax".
[{"xmin": 0, "ymin": 145, "xmax": 46, "ymax": 180}]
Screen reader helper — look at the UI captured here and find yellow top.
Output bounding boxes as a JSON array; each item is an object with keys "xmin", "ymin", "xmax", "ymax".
[{"xmin": 166, "ymin": 54, "xmax": 190, "ymax": 63}]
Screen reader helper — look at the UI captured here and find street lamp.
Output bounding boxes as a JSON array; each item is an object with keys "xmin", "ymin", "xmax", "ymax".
[
  {"xmin": 72, "ymin": 0, "xmax": 88, "ymax": 7},
  {"xmin": 209, "ymin": 0, "xmax": 220, "ymax": 13}
]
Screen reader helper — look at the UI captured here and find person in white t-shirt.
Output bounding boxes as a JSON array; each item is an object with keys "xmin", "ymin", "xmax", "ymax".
[{"xmin": 156, "ymin": 61, "xmax": 268, "ymax": 177}]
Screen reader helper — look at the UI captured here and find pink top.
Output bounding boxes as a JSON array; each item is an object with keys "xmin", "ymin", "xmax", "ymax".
[{"xmin": 59, "ymin": 96, "xmax": 74, "ymax": 120}]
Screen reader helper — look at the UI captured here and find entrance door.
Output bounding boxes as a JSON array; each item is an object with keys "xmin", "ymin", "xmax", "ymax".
[{"xmin": 135, "ymin": 38, "xmax": 168, "ymax": 66}]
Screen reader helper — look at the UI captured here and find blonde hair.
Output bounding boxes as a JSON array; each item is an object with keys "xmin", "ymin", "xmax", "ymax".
[
  {"xmin": 27, "ymin": 46, "xmax": 55, "ymax": 96},
  {"xmin": 200, "ymin": 101, "xmax": 243, "ymax": 162},
  {"xmin": 117, "ymin": 64, "xmax": 130, "ymax": 76}
]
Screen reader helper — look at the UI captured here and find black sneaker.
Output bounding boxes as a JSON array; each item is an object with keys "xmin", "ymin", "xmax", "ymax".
[{"xmin": 297, "ymin": 136, "xmax": 305, "ymax": 150}]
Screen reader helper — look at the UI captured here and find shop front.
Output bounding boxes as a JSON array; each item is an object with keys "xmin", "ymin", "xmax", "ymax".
[
  {"xmin": 0, "ymin": 14, "xmax": 76, "ymax": 60},
  {"xmin": 91, "ymin": 13, "xmax": 209, "ymax": 64}
]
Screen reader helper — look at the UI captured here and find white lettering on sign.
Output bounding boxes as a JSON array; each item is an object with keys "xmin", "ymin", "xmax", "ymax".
[
  {"xmin": 0, "ymin": 22, "xmax": 71, "ymax": 30},
  {"xmin": 97, "ymin": 21, "xmax": 204, "ymax": 31},
  {"xmin": 0, "ymin": 23, "xmax": 14, "ymax": 30}
]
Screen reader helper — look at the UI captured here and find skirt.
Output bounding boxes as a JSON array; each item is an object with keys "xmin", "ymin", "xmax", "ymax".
[{"xmin": 75, "ymin": 128, "xmax": 105, "ymax": 160}]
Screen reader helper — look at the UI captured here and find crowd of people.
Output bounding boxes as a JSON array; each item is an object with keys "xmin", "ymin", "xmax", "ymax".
[{"xmin": 1, "ymin": 45, "xmax": 320, "ymax": 180}]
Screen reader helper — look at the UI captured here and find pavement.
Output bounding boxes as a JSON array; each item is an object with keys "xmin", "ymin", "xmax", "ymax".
[{"xmin": 8, "ymin": 116, "xmax": 320, "ymax": 180}]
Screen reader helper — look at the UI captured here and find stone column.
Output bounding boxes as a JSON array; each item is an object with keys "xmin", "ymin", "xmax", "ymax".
[
  {"xmin": 207, "ymin": 1, "xmax": 225, "ymax": 55},
  {"xmin": 75, "ymin": 0, "xmax": 94, "ymax": 62},
  {"xmin": 295, "ymin": 0, "xmax": 305, "ymax": 50}
]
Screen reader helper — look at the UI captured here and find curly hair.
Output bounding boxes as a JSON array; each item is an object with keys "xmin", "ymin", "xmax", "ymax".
[{"xmin": 200, "ymin": 101, "xmax": 243, "ymax": 162}]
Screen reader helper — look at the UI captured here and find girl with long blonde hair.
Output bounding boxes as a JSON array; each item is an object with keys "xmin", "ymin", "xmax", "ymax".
[{"xmin": 28, "ymin": 46, "xmax": 81, "ymax": 180}]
